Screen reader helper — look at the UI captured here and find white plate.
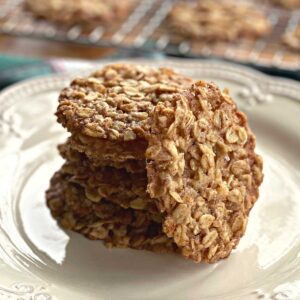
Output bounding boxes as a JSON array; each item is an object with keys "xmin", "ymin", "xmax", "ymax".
[{"xmin": 0, "ymin": 59, "xmax": 300, "ymax": 300}]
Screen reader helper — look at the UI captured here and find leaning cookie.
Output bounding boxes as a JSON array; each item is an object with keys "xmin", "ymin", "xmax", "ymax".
[
  {"xmin": 168, "ymin": 0, "xmax": 271, "ymax": 42},
  {"xmin": 46, "ymin": 171, "xmax": 176, "ymax": 253},
  {"xmin": 26, "ymin": 0, "xmax": 135, "ymax": 27},
  {"xmin": 146, "ymin": 81, "xmax": 263, "ymax": 263}
]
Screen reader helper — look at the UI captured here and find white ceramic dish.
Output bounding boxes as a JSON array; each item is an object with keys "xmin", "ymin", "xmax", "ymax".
[{"xmin": 0, "ymin": 59, "xmax": 300, "ymax": 300}]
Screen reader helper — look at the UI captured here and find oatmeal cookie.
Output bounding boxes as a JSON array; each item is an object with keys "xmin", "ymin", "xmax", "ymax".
[
  {"xmin": 26, "ymin": 0, "xmax": 134, "ymax": 27},
  {"xmin": 69, "ymin": 133, "xmax": 147, "ymax": 165},
  {"xmin": 56, "ymin": 64, "xmax": 193, "ymax": 143},
  {"xmin": 168, "ymin": 0, "xmax": 271, "ymax": 42},
  {"xmin": 46, "ymin": 171, "xmax": 176, "ymax": 253},
  {"xmin": 56, "ymin": 155, "xmax": 157, "ymax": 213},
  {"xmin": 60, "ymin": 138, "xmax": 146, "ymax": 173},
  {"xmin": 146, "ymin": 81, "xmax": 263, "ymax": 263},
  {"xmin": 283, "ymin": 26, "xmax": 300, "ymax": 51}
]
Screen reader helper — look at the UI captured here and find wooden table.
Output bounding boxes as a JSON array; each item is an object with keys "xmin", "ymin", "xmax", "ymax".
[{"xmin": 0, "ymin": 34, "xmax": 116, "ymax": 59}]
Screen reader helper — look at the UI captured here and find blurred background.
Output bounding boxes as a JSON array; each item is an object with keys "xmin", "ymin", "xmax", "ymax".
[{"xmin": 0, "ymin": 0, "xmax": 299, "ymax": 90}]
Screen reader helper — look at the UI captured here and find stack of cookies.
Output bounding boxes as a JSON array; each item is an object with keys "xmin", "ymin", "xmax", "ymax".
[
  {"xmin": 47, "ymin": 63, "xmax": 263, "ymax": 263},
  {"xmin": 47, "ymin": 64, "xmax": 193, "ymax": 254}
]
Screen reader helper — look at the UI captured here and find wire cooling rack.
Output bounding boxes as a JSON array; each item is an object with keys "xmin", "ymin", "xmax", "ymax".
[{"xmin": 0, "ymin": 0, "xmax": 299, "ymax": 71}]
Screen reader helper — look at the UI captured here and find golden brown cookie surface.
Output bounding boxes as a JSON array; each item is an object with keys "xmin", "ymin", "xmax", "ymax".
[
  {"xmin": 56, "ymin": 64, "xmax": 193, "ymax": 142},
  {"xmin": 146, "ymin": 81, "xmax": 263, "ymax": 263},
  {"xmin": 68, "ymin": 132, "xmax": 147, "ymax": 162},
  {"xmin": 60, "ymin": 137, "xmax": 146, "ymax": 173}
]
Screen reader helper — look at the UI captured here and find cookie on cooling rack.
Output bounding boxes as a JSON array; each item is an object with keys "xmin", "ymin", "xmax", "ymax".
[
  {"xmin": 46, "ymin": 170, "xmax": 176, "ymax": 253},
  {"xmin": 146, "ymin": 81, "xmax": 263, "ymax": 263},
  {"xmin": 26, "ymin": 0, "xmax": 135, "ymax": 27},
  {"xmin": 271, "ymin": 0, "xmax": 300, "ymax": 9},
  {"xmin": 283, "ymin": 26, "xmax": 300, "ymax": 51},
  {"xmin": 167, "ymin": 0, "xmax": 271, "ymax": 42}
]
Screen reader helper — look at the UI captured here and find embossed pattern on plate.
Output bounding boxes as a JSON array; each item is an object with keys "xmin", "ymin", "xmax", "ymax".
[{"xmin": 0, "ymin": 59, "xmax": 299, "ymax": 300}]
